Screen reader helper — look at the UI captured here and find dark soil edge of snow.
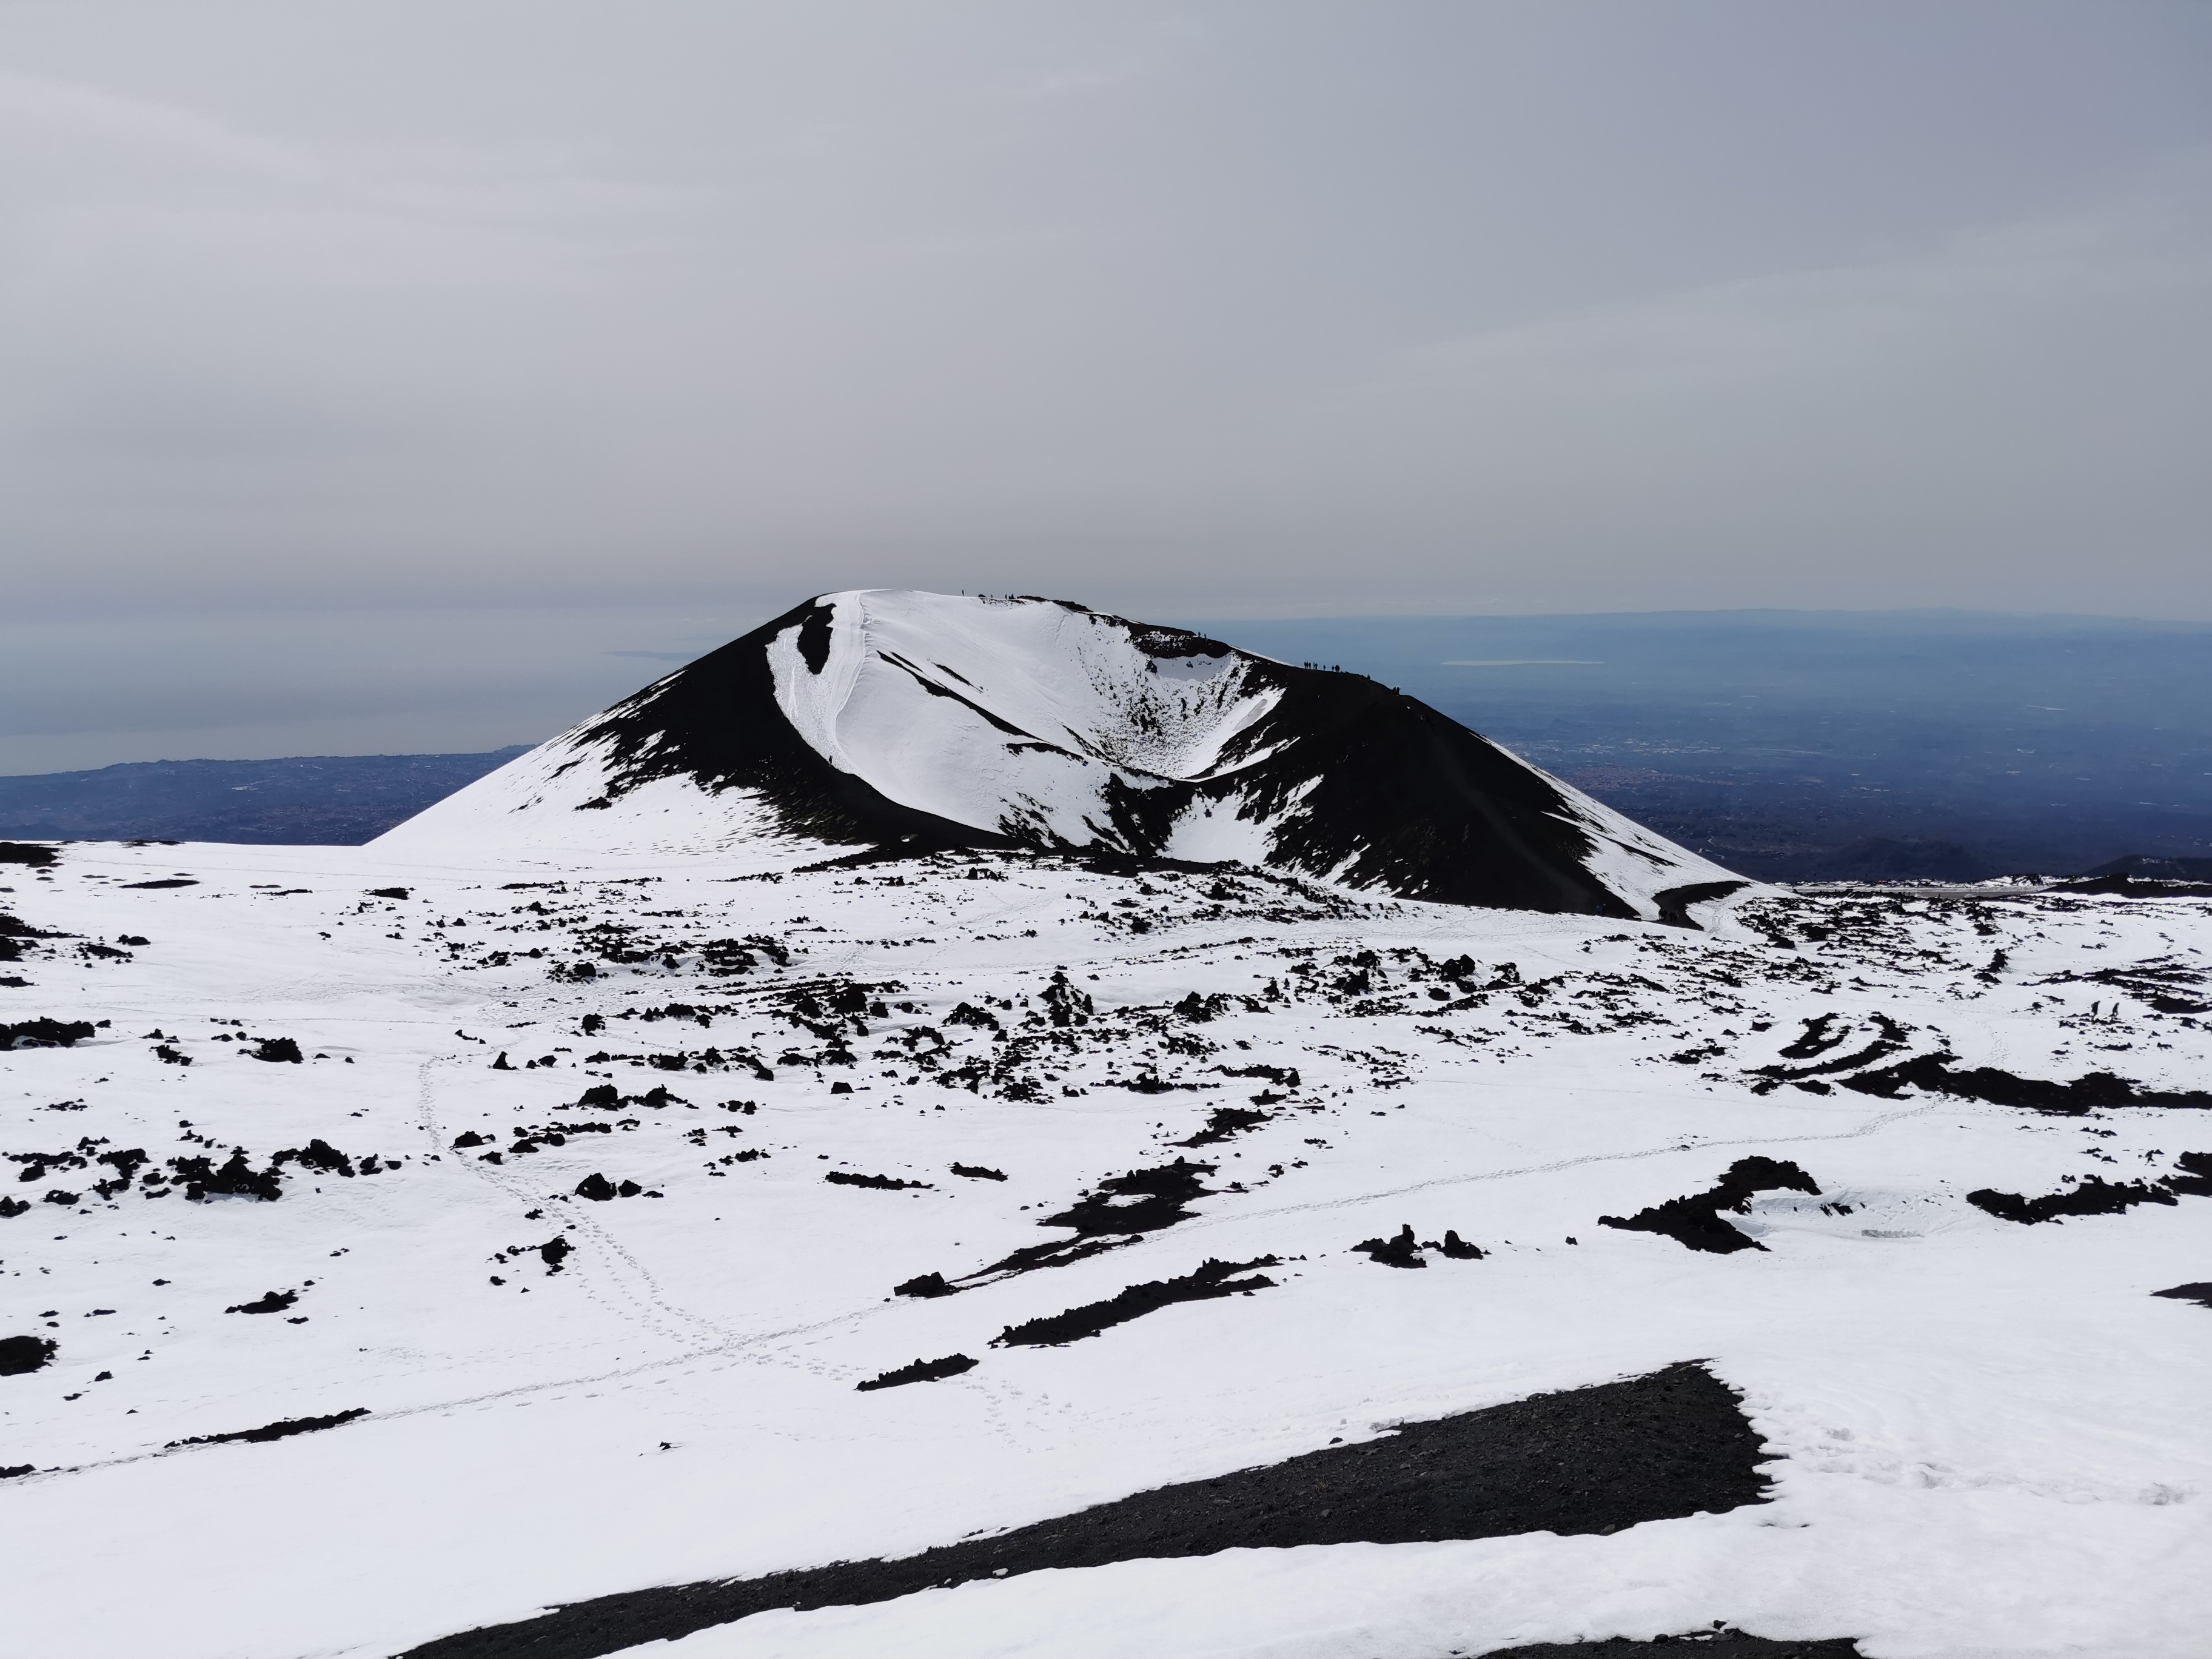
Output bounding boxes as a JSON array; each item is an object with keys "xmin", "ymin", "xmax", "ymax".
[
  {"xmin": 1475, "ymin": 1634, "xmax": 1864, "ymax": 1657},
  {"xmin": 402, "ymin": 1361, "xmax": 1771, "ymax": 1659}
]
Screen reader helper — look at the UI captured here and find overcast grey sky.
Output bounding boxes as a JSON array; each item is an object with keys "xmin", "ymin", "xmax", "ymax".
[{"xmin": 4, "ymin": 2, "xmax": 2210, "ymax": 768}]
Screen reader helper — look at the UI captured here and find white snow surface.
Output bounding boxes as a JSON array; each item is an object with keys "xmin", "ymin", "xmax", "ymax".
[
  {"xmin": 373, "ymin": 591, "xmax": 1737, "ymax": 919},
  {"xmin": 1, "ymin": 839, "xmax": 2208, "ymax": 1659}
]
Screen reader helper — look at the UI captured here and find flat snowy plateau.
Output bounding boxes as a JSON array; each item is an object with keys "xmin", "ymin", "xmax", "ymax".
[{"xmin": 4, "ymin": 836, "xmax": 2208, "ymax": 1659}]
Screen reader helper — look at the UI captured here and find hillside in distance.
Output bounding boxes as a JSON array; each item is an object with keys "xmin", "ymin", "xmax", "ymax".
[
  {"xmin": 378, "ymin": 591, "xmax": 1736, "ymax": 920},
  {"xmin": 0, "ymin": 749, "xmax": 531, "ymax": 846}
]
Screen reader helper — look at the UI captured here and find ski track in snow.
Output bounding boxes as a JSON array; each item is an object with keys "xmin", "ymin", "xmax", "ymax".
[{"xmin": 2, "ymin": 834, "xmax": 2210, "ymax": 1659}]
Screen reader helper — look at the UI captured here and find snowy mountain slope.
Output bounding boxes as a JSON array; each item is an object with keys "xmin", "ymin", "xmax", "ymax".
[
  {"xmin": 3, "ymin": 834, "xmax": 2210, "ymax": 1659},
  {"xmin": 374, "ymin": 591, "xmax": 1738, "ymax": 919}
]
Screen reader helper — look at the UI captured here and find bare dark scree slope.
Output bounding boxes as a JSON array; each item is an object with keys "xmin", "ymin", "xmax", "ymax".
[{"xmin": 405, "ymin": 1362, "xmax": 1780, "ymax": 1659}]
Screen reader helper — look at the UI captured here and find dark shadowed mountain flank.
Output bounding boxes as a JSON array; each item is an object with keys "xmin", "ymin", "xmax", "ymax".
[
  {"xmin": 379, "ymin": 591, "xmax": 1734, "ymax": 919},
  {"xmin": 403, "ymin": 1361, "xmax": 1768, "ymax": 1659}
]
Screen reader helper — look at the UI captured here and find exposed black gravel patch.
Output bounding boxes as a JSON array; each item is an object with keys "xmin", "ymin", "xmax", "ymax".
[
  {"xmin": 2, "ymin": 1019, "xmax": 97, "ymax": 1050},
  {"xmin": 274, "ymin": 1139, "xmax": 356, "ymax": 1178},
  {"xmin": 119, "ymin": 877, "xmax": 198, "ymax": 889},
  {"xmin": 250, "ymin": 1036, "xmax": 304, "ymax": 1064},
  {"xmin": 1353, "ymin": 1224, "xmax": 1487, "ymax": 1265},
  {"xmin": 2051, "ymin": 874, "xmax": 2212, "ymax": 898},
  {"xmin": 400, "ymin": 1361, "xmax": 1770, "ymax": 1659},
  {"xmin": 1474, "ymin": 1632, "xmax": 1862, "ymax": 1657},
  {"xmin": 1600, "ymin": 1159, "xmax": 1821, "ymax": 1255},
  {"xmin": 1969, "ymin": 1154, "xmax": 2209, "ymax": 1224},
  {"xmin": 994, "ymin": 1256, "xmax": 1278, "ymax": 1346},
  {"xmin": 575, "ymin": 1174, "xmax": 642, "ymax": 1201},
  {"xmin": 172, "ymin": 1150, "xmax": 283, "ymax": 1201},
  {"xmin": 226, "ymin": 1289, "xmax": 298, "ymax": 1315},
  {"xmin": 167, "ymin": 1407, "xmax": 369, "ymax": 1448},
  {"xmin": 0, "ymin": 842, "xmax": 58, "ymax": 868},
  {"xmin": 1356, "ymin": 1224, "xmax": 1428, "ymax": 1267},
  {"xmin": 1840, "ymin": 1056, "xmax": 2212, "ymax": 1114},
  {"xmin": 854, "ymin": 1353, "xmax": 977, "ymax": 1391},
  {"xmin": 2152, "ymin": 1282, "xmax": 2212, "ymax": 1308},
  {"xmin": 1038, "ymin": 1159, "xmax": 1215, "ymax": 1238},
  {"xmin": 893, "ymin": 1272, "xmax": 956, "ymax": 1299},
  {"xmin": 1969, "ymin": 1175, "xmax": 2177, "ymax": 1224},
  {"xmin": 1177, "ymin": 1105, "xmax": 1274, "ymax": 1147},
  {"xmin": 950, "ymin": 1162, "xmax": 1007, "ymax": 1181},
  {"xmin": 825, "ymin": 1171, "xmax": 932, "ymax": 1191},
  {"xmin": 0, "ymin": 1335, "xmax": 57, "ymax": 1375},
  {"xmin": 2165, "ymin": 1151, "xmax": 2212, "ymax": 1196}
]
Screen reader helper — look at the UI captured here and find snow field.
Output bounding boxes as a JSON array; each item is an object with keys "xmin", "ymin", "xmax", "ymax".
[{"xmin": 1, "ymin": 836, "xmax": 2208, "ymax": 1657}]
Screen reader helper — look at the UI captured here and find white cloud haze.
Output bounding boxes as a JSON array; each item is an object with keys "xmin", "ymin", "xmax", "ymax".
[{"xmin": 2, "ymin": 1, "xmax": 2208, "ymax": 765}]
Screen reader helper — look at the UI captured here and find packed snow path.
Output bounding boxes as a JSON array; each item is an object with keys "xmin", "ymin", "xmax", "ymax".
[{"xmin": 1, "ymin": 836, "xmax": 2209, "ymax": 1658}]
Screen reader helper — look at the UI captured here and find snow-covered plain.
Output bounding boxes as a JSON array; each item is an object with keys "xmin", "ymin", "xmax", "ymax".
[{"xmin": 4, "ymin": 826, "xmax": 2209, "ymax": 1659}]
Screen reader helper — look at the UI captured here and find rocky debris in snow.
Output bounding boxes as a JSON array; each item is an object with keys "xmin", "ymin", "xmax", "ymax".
[
  {"xmin": 0, "ymin": 1335, "xmax": 58, "ymax": 1374},
  {"xmin": 1176, "ymin": 1105, "xmax": 1274, "ymax": 1147},
  {"xmin": 893, "ymin": 1272, "xmax": 957, "ymax": 1299},
  {"xmin": 0, "ymin": 842, "xmax": 58, "ymax": 867},
  {"xmin": 1840, "ymin": 1056, "xmax": 2212, "ymax": 1115},
  {"xmin": 170, "ymin": 1151, "xmax": 284, "ymax": 1202},
  {"xmin": 272, "ymin": 1139, "xmax": 361, "ymax": 1179},
  {"xmin": 1967, "ymin": 1157, "xmax": 2211, "ymax": 1224},
  {"xmin": 1039, "ymin": 1160, "xmax": 1215, "ymax": 1238},
  {"xmin": 2, "ymin": 1019, "xmax": 97, "ymax": 1050},
  {"xmin": 949, "ymin": 1162, "xmax": 1006, "ymax": 1181},
  {"xmin": 2151, "ymin": 1282, "xmax": 2212, "ymax": 1309},
  {"xmin": 995, "ymin": 1256, "xmax": 1280, "ymax": 1347},
  {"xmin": 225, "ymin": 1288, "xmax": 299, "ymax": 1315},
  {"xmin": 167, "ymin": 1407, "xmax": 370, "ymax": 1449},
  {"xmin": 1750, "ymin": 1014, "xmax": 1910, "ymax": 1086},
  {"xmin": 1355, "ymin": 1224, "xmax": 1427, "ymax": 1268},
  {"xmin": 854, "ymin": 1353, "xmax": 977, "ymax": 1392},
  {"xmin": 574, "ymin": 1174, "xmax": 643, "ymax": 1201},
  {"xmin": 1475, "ymin": 1632, "xmax": 1863, "ymax": 1657},
  {"xmin": 1599, "ymin": 1158, "xmax": 1822, "ymax": 1255},
  {"xmin": 825, "ymin": 1170, "xmax": 933, "ymax": 1191},
  {"xmin": 398, "ymin": 1362, "xmax": 1769, "ymax": 1659},
  {"xmin": 1352, "ymin": 1224, "xmax": 1485, "ymax": 1266},
  {"xmin": 2167, "ymin": 1151, "xmax": 2212, "ymax": 1197}
]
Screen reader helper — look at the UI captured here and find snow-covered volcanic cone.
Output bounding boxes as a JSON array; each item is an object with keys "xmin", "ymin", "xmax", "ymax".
[{"xmin": 378, "ymin": 590, "xmax": 1735, "ymax": 917}]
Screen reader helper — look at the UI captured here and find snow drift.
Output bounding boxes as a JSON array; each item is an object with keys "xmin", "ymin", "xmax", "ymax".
[{"xmin": 376, "ymin": 591, "xmax": 1735, "ymax": 918}]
